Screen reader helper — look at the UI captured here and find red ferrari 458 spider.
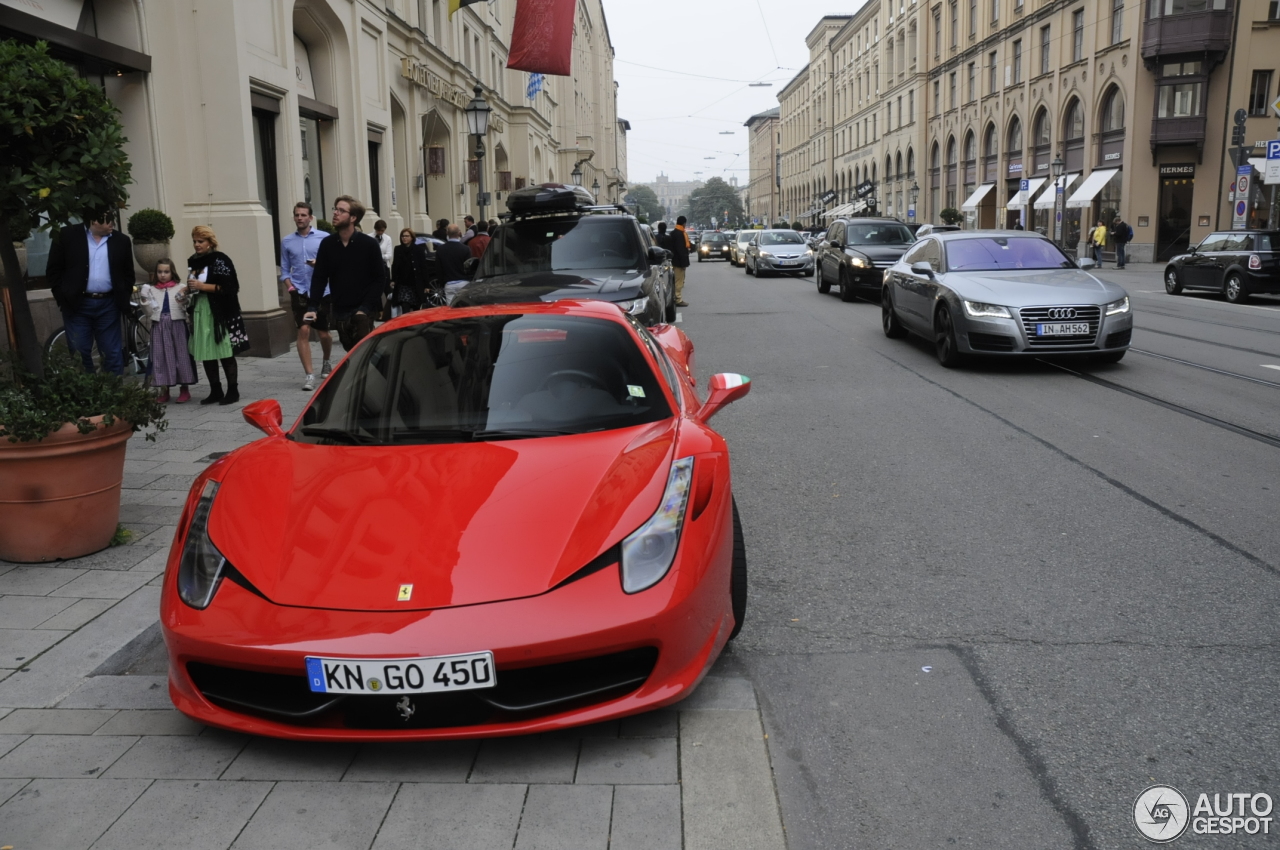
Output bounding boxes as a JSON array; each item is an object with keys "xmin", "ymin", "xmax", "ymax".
[{"xmin": 161, "ymin": 300, "xmax": 751, "ymax": 739}]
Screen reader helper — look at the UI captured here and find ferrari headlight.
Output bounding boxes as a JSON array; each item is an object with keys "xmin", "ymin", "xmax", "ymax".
[
  {"xmin": 615, "ymin": 296, "xmax": 649, "ymax": 316},
  {"xmin": 621, "ymin": 457, "xmax": 694, "ymax": 594},
  {"xmin": 177, "ymin": 480, "xmax": 229, "ymax": 609},
  {"xmin": 1104, "ymin": 296, "xmax": 1130, "ymax": 316},
  {"xmin": 963, "ymin": 300, "xmax": 1012, "ymax": 318}
]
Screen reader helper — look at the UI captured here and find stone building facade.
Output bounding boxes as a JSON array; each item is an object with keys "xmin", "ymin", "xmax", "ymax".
[
  {"xmin": 2, "ymin": 0, "xmax": 627, "ymax": 355},
  {"xmin": 640, "ymin": 173, "xmax": 704, "ymax": 220},
  {"xmin": 744, "ymin": 107, "xmax": 780, "ymax": 225}
]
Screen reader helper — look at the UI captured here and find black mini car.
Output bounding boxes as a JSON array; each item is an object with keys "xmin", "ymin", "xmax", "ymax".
[
  {"xmin": 452, "ymin": 184, "xmax": 676, "ymax": 325},
  {"xmin": 697, "ymin": 231, "xmax": 733, "ymax": 262},
  {"xmin": 1164, "ymin": 230, "xmax": 1280, "ymax": 304}
]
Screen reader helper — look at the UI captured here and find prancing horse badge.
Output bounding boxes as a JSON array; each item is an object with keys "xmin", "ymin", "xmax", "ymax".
[{"xmin": 397, "ymin": 584, "xmax": 413, "ymax": 602}]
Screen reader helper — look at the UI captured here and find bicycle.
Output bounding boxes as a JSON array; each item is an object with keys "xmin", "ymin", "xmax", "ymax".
[{"xmin": 44, "ymin": 286, "xmax": 152, "ymax": 385}]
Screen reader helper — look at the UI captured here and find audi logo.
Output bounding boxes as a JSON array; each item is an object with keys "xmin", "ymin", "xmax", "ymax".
[{"xmin": 1047, "ymin": 307, "xmax": 1077, "ymax": 320}]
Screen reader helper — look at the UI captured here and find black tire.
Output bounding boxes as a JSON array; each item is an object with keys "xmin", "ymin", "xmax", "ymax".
[
  {"xmin": 803, "ymin": 268, "xmax": 814, "ymax": 277},
  {"xmin": 839, "ymin": 269, "xmax": 856, "ymax": 302},
  {"xmin": 1094, "ymin": 350, "xmax": 1126, "ymax": 364},
  {"xmin": 935, "ymin": 303, "xmax": 966, "ymax": 368},
  {"xmin": 665, "ymin": 293, "xmax": 677, "ymax": 323},
  {"xmin": 745, "ymin": 259, "xmax": 754, "ymax": 276},
  {"xmin": 817, "ymin": 268, "xmax": 831, "ymax": 293},
  {"xmin": 1164, "ymin": 267, "xmax": 1183, "ymax": 295},
  {"xmin": 728, "ymin": 497, "xmax": 747, "ymax": 640},
  {"xmin": 882, "ymin": 289, "xmax": 908, "ymax": 338},
  {"xmin": 44, "ymin": 327, "xmax": 70, "ymax": 362},
  {"xmin": 127, "ymin": 317, "xmax": 152, "ymax": 386},
  {"xmin": 1224, "ymin": 272, "xmax": 1250, "ymax": 304}
]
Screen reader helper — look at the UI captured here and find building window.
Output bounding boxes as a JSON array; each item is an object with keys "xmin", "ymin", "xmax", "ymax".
[
  {"xmin": 950, "ymin": 1, "xmax": 958, "ymax": 46},
  {"xmin": 1148, "ymin": 0, "xmax": 1227, "ymax": 15},
  {"xmin": 1249, "ymin": 70, "xmax": 1274, "ymax": 116},
  {"xmin": 968, "ymin": 62, "xmax": 976, "ymax": 101},
  {"xmin": 1157, "ymin": 82, "xmax": 1203, "ymax": 117},
  {"xmin": 950, "ymin": 72, "xmax": 957, "ymax": 108},
  {"xmin": 1012, "ymin": 39, "xmax": 1022, "ymax": 84},
  {"xmin": 992, "ymin": 0, "xmax": 999, "ymax": 21},
  {"xmin": 934, "ymin": 79, "xmax": 941, "ymax": 112},
  {"xmin": 1270, "ymin": 0, "xmax": 1280, "ymax": 19},
  {"xmin": 934, "ymin": 12, "xmax": 942, "ymax": 56},
  {"xmin": 1040, "ymin": 26, "xmax": 1051, "ymax": 75},
  {"xmin": 989, "ymin": 50, "xmax": 998, "ymax": 93},
  {"xmin": 1111, "ymin": 0, "xmax": 1124, "ymax": 43},
  {"xmin": 969, "ymin": 0, "xmax": 977, "ymax": 36},
  {"xmin": 367, "ymin": 136, "xmax": 381, "ymax": 215},
  {"xmin": 909, "ymin": 89, "xmax": 916, "ymax": 122},
  {"xmin": 1072, "ymin": 9, "xmax": 1084, "ymax": 62}
]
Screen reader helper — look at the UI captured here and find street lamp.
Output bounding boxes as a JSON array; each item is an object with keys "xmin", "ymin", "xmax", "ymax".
[
  {"xmin": 909, "ymin": 180, "xmax": 920, "ymax": 223},
  {"xmin": 592, "ymin": 178, "xmax": 600, "ymax": 201},
  {"xmin": 464, "ymin": 84, "xmax": 491, "ymax": 225},
  {"xmin": 571, "ymin": 164, "xmax": 583, "ymax": 185},
  {"xmin": 1050, "ymin": 155, "xmax": 1065, "ymax": 247}
]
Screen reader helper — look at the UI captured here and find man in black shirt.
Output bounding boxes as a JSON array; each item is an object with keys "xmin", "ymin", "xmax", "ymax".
[
  {"xmin": 306, "ymin": 195, "xmax": 384, "ymax": 351},
  {"xmin": 435, "ymin": 224, "xmax": 475, "ymax": 302}
]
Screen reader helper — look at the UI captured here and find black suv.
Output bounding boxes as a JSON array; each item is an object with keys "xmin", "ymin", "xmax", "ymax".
[
  {"xmin": 817, "ymin": 218, "xmax": 916, "ymax": 302},
  {"xmin": 453, "ymin": 184, "xmax": 676, "ymax": 325},
  {"xmin": 1164, "ymin": 230, "xmax": 1280, "ymax": 304}
]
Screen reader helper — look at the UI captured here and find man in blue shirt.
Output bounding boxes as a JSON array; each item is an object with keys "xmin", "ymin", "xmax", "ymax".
[
  {"xmin": 280, "ymin": 202, "xmax": 331, "ymax": 391},
  {"xmin": 46, "ymin": 213, "xmax": 135, "ymax": 375}
]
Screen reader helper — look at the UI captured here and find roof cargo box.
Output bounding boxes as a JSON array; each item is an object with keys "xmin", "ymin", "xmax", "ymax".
[{"xmin": 506, "ymin": 183, "xmax": 596, "ymax": 213}]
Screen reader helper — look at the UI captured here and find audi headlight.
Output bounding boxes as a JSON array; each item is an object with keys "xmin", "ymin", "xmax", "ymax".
[
  {"xmin": 1104, "ymin": 296, "xmax": 1130, "ymax": 316},
  {"xmin": 849, "ymin": 256, "xmax": 869, "ymax": 268},
  {"xmin": 177, "ymin": 480, "xmax": 229, "ymax": 609},
  {"xmin": 963, "ymin": 300, "xmax": 1012, "ymax": 318},
  {"xmin": 621, "ymin": 457, "xmax": 694, "ymax": 593},
  {"xmin": 615, "ymin": 296, "xmax": 649, "ymax": 316}
]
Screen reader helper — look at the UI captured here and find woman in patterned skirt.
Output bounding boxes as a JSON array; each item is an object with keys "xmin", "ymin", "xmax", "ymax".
[{"xmin": 186, "ymin": 225, "xmax": 247, "ymax": 405}]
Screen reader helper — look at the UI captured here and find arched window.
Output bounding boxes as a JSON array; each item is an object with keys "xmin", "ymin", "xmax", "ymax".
[
  {"xmin": 895, "ymin": 151, "xmax": 903, "ymax": 179},
  {"xmin": 932, "ymin": 142, "xmax": 941, "ymax": 169},
  {"xmin": 1033, "ymin": 108, "xmax": 1051, "ymax": 147},
  {"xmin": 983, "ymin": 123, "xmax": 998, "ymax": 182},
  {"xmin": 1007, "ymin": 115, "xmax": 1023, "ymax": 153},
  {"xmin": 945, "ymin": 136, "xmax": 957, "ymax": 209},
  {"xmin": 1098, "ymin": 85, "xmax": 1125, "ymax": 166},
  {"xmin": 1031, "ymin": 107, "xmax": 1052, "ymax": 176},
  {"xmin": 907, "ymin": 148, "xmax": 915, "ymax": 177},
  {"xmin": 1100, "ymin": 86, "xmax": 1124, "ymax": 132},
  {"xmin": 1063, "ymin": 97, "xmax": 1084, "ymax": 171},
  {"xmin": 963, "ymin": 131, "xmax": 976, "ymax": 164}
]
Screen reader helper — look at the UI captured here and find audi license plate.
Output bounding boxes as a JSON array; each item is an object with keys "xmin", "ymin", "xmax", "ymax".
[
  {"xmin": 305, "ymin": 651, "xmax": 495, "ymax": 695},
  {"xmin": 1036, "ymin": 322, "xmax": 1091, "ymax": 336}
]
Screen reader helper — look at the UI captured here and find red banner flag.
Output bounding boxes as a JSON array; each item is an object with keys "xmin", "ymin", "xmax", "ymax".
[{"xmin": 507, "ymin": 0, "xmax": 577, "ymax": 77}]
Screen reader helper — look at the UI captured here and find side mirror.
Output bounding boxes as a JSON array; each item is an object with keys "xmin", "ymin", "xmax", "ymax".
[
  {"xmin": 243, "ymin": 399, "xmax": 284, "ymax": 437},
  {"xmin": 909, "ymin": 261, "xmax": 934, "ymax": 277},
  {"xmin": 828, "ymin": 240, "xmax": 842, "ymax": 249},
  {"xmin": 1078, "ymin": 257, "xmax": 1097, "ymax": 270},
  {"xmin": 698, "ymin": 373, "xmax": 751, "ymax": 421},
  {"xmin": 462, "ymin": 257, "xmax": 479, "ymax": 278},
  {"xmin": 647, "ymin": 245, "xmax": 668, "ymax": 265}
]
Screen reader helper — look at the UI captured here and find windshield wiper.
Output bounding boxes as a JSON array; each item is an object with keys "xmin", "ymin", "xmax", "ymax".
[
  {"xmin": 389, "ymin": 428, "xmax": 479, "ymax": 443},
  {"xmin": 472, "ymin": 428, "xmax": 579, "ymax": 440},
  {"xmin": 298, "ymin": 427, "xmax": 379, "ymax": 445}
]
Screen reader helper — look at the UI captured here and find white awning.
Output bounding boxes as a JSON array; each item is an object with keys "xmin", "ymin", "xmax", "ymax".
[
  {"xmin": 1249, "ymin": 157, "xmax": 1266, "ymax": 172},
  {"xmin": 823, "ymin": 203, "xmax": 854, "ymax": 219},
  {"xmin": 851, "ymin": 199, "xmax": 869, "ymax": 214},
  {"xmin": 960, "ymin": 183, "xmax": 996, "ymax": 211},
  {"xmin": 1006, "ymin": 177, "xmax": 1046, "ymax": 210},
  {"xmin": 1033, "ymin": 173, "xmax": 1079, "ymax": 209},
  {"xmin": 1066, "ymin": 168, "xmax": 1120, "ymax": 208}
]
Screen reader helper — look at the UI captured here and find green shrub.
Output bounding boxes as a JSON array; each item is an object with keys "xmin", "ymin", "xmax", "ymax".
[
  {"xmin": 126, "ymin": 208, "xmax": 174, "ymax": 243},
  {"xmin": 940, "ymin": 207, "xmax": 964, "ymax": 225},
  {"xmin": 315, "ymin": 218, "xmax": 335, "ymax": 234},
  {"xmin": 0, "ymin": 347, "xmax": 167, "ymax": 443}
]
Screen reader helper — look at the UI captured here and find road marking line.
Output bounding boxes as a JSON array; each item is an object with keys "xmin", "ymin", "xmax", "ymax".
[
  {"xmin": 675, "ymin": 312, "xmax": 683, "ymax": 323},
  {"xmin": 1263, "ymin": 365, "xmax": 1280, "ymax": 372}
]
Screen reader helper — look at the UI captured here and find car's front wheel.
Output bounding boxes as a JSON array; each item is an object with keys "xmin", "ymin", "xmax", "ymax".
[
  {"xmin": 935, "ymin": 303, "xmax": 966, "ymax": 368},
  {"xmin": 1165, "ymin": 267, "xmax": 1183, "ymax": 295},
  {"xmin": 1224, "ymin": 272, "xmax": 1250, "ymax": 304},
  {"xmin": 839, "ymin": 269, "xmax": 856, "ymax": 302},
  {"xmin": 882, "ymin": 289, "xmax": 908, "ymax": 338},
  {"xmin": 817, "ymin": 268, "xmax": 830, "ymax": 293},
  {"xmin": 728, "ymin": 497, "xmax": 747, "ymax": 640},
  {"xmin": 745, "ymin": 259, "xmax": 754, "ymax": 276}
]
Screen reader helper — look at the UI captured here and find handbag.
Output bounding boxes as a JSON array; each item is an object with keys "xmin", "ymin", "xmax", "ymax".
[{"xmin": 226, "ymin": 314, "xmax": 252, "ymax": 355}]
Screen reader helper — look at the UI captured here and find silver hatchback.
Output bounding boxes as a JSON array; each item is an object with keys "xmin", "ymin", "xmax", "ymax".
[{"xmin": 882, "ymin": 231, "xmax": 1133, "ymax": 367}]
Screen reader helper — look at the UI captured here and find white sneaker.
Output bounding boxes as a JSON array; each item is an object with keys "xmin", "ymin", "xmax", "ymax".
[
  {"xmin": 302, "ymin": 374, "xmax": 315, "ymax": 391},
  {"xmin": 320, "ymin": 360, "xmax": 332, "ymax": 378}
]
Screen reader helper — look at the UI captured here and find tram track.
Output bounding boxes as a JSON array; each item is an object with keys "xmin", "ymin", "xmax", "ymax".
[{"xmin": 1132, "ymin": 326, "xmax": 1280, "ymax": 358}]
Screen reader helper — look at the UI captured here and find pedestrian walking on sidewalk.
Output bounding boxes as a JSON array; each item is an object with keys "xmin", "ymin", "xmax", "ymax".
[
  {"xmin": 391, "ymin": 227, "xmax": 431, "ymax": 312},
  {"xmin": 436, "ymin": 223, "xmax": 474, "ymax": 303},
  {"xmin": 468, "ymin": 220, "xmax": 491, "ymax": 259},
  {"xmin": 671, "ymin": 216, "xmax": 691, "ymax": 306},
  {"xmin": 186, "ymin": 225, "xmax": 249, "ymax": 405},
  {"xmin": 1111, "ymin": 216, "xmax": 1132, "ymax": 269},
  {"xmin": 139, "ymin": 258, "xmax": 196, "ymax": 403},
  {"xmin": 281, "ymin": 202, "xmax": 332, "ymax": 391},
  {"xmin": 306, "ymin": 195, "xmax": 384, "ymax": 353},
  {"xmin": 46, "ymin": 212, "xmax": 134, "ymax": 375}
]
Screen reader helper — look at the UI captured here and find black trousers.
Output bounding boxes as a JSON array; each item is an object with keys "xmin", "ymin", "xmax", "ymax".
[{"xmin": 201, "ymin": 356, "xmax": 237, "ymax": 388}]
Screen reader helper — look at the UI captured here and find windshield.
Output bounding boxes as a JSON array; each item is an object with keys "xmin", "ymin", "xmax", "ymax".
[
  {"xmin": 737, "ymin": 233, "xmax": 756, "ymax": 244},
  {"xmin": 296, "ymin": 315, "xmax": 672, "ymax": 445},
  {"xmin": 703, "ymin": 233, "xmax": 729, "ymax": 243},
  {"xmin": 945, "ymin": 237, "xmax": 1074, "ymax": 271},
  {"xmin": 477, "ymin": 218, "xmax": 644, "ymax": 276},
  {"xmin": 846, "ymin": 223, "xmax": 915, "ymax": 246},
  {"xmin": 759, "ymin": 231, "xmax": 805, "ymax": 246}
]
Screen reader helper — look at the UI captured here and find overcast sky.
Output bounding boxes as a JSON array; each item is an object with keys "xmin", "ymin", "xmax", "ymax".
[{"xmin": 600, "ymin": 0, "xmax": 865, "ymax": 186}]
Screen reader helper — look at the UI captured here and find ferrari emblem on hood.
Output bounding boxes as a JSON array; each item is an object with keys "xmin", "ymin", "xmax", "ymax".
[{"xmin": 397, "ymin": 584, "xmax": 413, "ymax": 601}]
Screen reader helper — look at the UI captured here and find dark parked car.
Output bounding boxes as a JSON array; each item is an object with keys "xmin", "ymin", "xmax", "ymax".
[
  {"xmin": 817, "ymin": 218, "xmax": 916, "ymax": 302},
  {"xmin": 697, "ymin": 231, "xmax": 733, "ymax": 262},
  {"xmin": 1164, "ymin": 230, "xmax": 1280, "ymax": 304},
  {"xmin": 452, "ymin": 183, "xmax": 676, "ymax": 325}
]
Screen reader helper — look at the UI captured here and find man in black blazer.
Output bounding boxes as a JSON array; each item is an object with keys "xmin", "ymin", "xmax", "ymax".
[{"xmin": 46, "ymin": 215, "xmax": 135, "ymax": 375}]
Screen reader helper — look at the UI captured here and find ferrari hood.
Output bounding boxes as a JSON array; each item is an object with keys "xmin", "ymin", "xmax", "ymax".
[{"xmin": 207, "ymin": 421, "xmax": 677, "ymax": 611}]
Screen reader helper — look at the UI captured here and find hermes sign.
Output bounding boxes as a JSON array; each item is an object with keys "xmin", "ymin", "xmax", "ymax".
[{"xmin": 400, "ymin": 59, "xmax": 505, "ymax": 133}]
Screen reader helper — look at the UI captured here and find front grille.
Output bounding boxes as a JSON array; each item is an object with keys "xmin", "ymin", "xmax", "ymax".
[
  {"xmin": 1018, "ymin": 305, "xmax": 1101, "ymax": 348},
  {"xmin": 188, "ymin": 647, "xmax": 658, "ymax": 730},
  {"xmin": 967, "ymin": 331, "xmax": 1017, "ymax": 352},
  {"xmin": 1105, "ymin": 328, "xmax": 1131, "ymax": 348}
]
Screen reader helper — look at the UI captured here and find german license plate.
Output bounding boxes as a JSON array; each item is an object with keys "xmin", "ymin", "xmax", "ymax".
[
  {"xmin": 780, "ymin": 261, "xmax": 798, "ymax": 266},
  {"xmin": 1036, "ymin": 322, "xmax": 1091, "ymax": 336},
  {"xmin": 305, "ymin": 651, "xmax": 495, "ymax": 695}
]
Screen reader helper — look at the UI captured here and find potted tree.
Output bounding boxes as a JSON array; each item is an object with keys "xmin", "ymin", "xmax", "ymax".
[
  {"xmin": 127, "ymin": 208, "xmax": 175, "ymax": 274},
  {"xmin": 940, "ymin": 207, "xmax": 964, "ymax": 226},
  {"xmin": 0, "ymin": 348, "xmax": 166, "ymax": 561}
]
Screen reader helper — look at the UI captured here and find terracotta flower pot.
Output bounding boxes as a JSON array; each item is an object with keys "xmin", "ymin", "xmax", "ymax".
[{"xmin": 0, "ymin": 416, "xmax": 135, "ymax": 562}]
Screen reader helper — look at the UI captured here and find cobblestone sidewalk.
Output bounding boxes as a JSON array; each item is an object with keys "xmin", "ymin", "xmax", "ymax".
[{"xmin": 0, "ymin": 341, "xmax": 785, "ymax": 850}]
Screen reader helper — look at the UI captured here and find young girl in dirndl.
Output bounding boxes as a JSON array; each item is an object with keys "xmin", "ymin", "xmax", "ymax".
[{"xmin": 139, "ymin": 259, "xmax": 197, "ymax": 403}]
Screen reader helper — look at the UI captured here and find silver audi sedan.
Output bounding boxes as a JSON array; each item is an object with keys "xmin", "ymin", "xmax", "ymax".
[{"xmin": 881, "ymin": 231, "xmax": 1132, "ymax": 367}]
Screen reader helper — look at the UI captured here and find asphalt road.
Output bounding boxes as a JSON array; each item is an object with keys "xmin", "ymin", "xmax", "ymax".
[{"xmin": 680, "ymin": 256, "xmax": 1280, "ymax": 849}]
